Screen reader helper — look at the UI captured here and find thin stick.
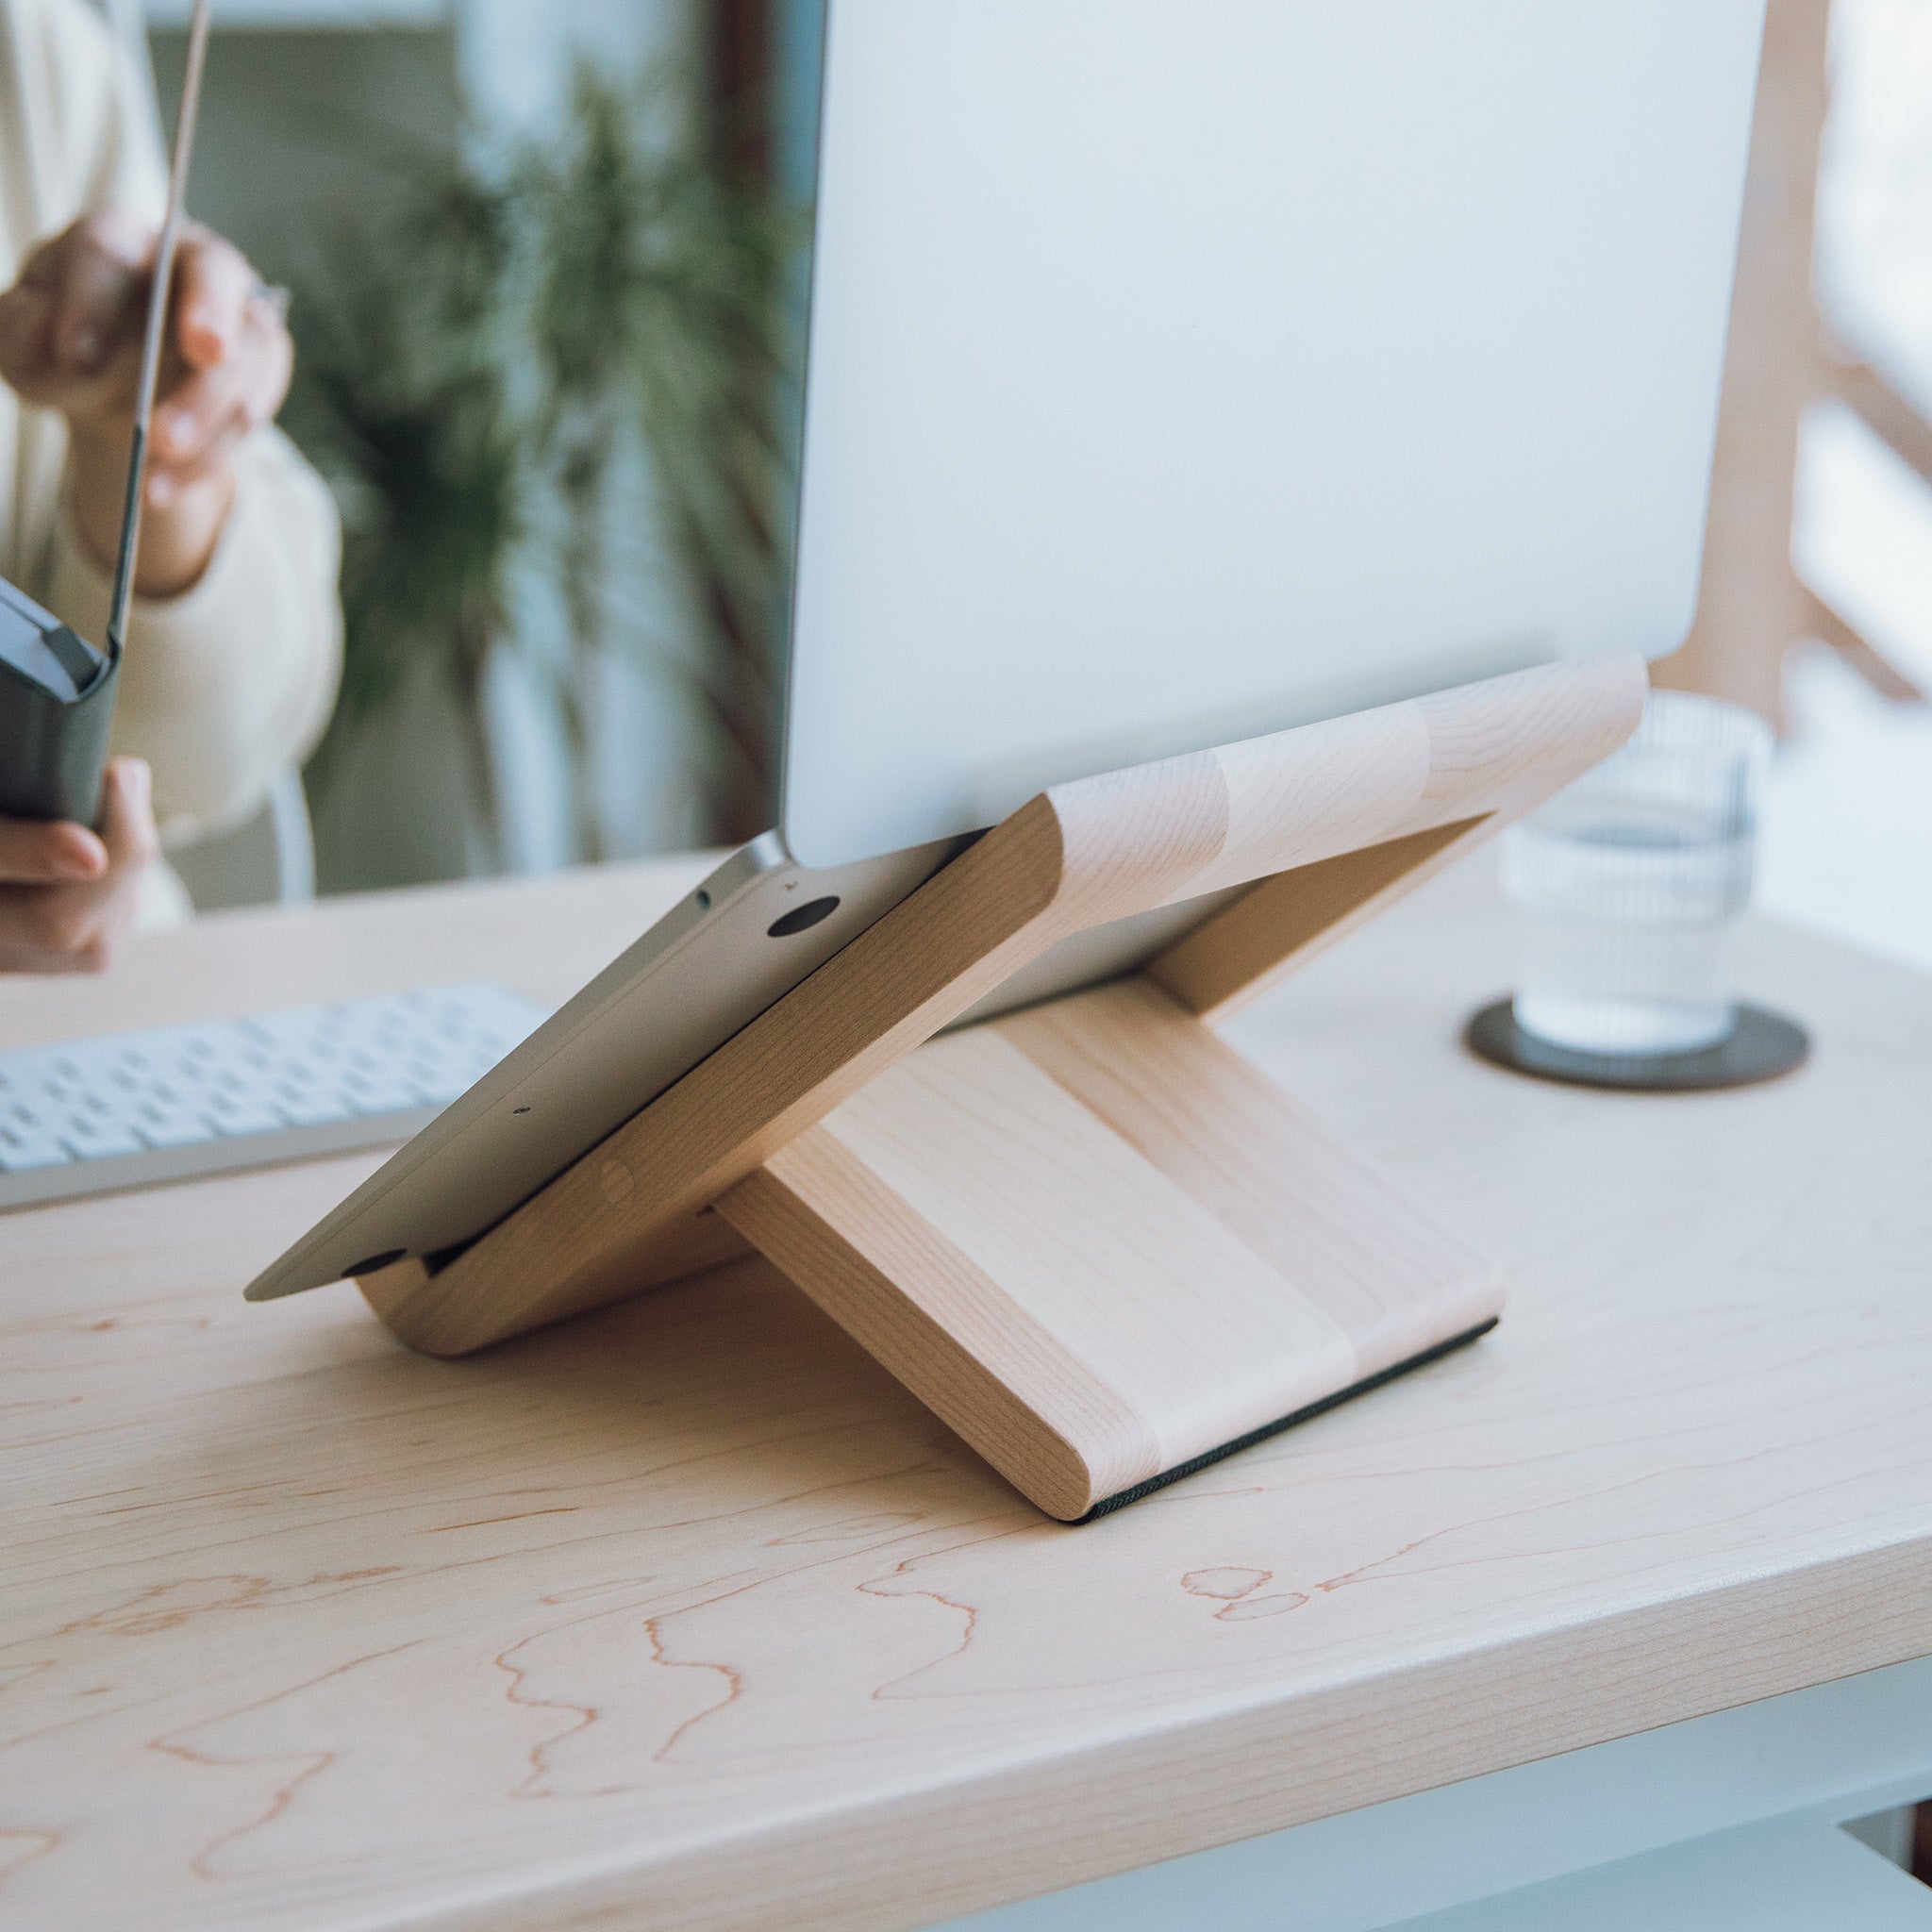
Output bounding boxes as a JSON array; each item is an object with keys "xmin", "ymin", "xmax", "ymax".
[{"xmin": 106, "ymin": 0, "xmax": 212, "ymax": 658}]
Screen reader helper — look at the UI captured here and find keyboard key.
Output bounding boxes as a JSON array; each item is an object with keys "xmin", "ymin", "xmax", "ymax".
[
  {"xmin": 136, "ymin": 1110, "xmax": 217, "ymax": 1150},
  {"xmin": 76, "ymin": 1091, "xmax": 149, "ymax": 1130},
  {"xmin": 206, "ymin": 1094, "xmax": 289, "ymax": 1137},
  {"xmin": 341, "ymin": 1078, "xmax": 425, "ymax": 1116},
  {"xmin": 58, "ymin": 1118, "xmax": 144, "ymax": 1159},
  {"xmin": 0, "ymin": 983, "xmax": 548, "ymax": 1207},
  {"xmin": 0, "ymin": 1133, "xmax": 72, "ymax": 1172},
  {"xmin": 275, "ymin": 1091, "xmax": 356, "ymax": 1128},
  {"xmin": 239, "ymin": 1007, "xmax": 329, "ymax": 1045}
]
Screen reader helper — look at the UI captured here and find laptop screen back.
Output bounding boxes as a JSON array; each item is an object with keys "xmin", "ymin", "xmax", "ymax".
[{"xmin": 779, "ymin": 0, "xmax": 1765, "ymax": 870}]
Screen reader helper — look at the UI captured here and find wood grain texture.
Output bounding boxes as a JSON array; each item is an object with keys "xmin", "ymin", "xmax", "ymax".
[
  {"xmin": 1154, "ymin": 656, "xmax": 1649, "ymax": 1018},
  {"xmin": 1832, "ymin": 355, "xmax": 1932, "ymax": 493},
  {"xmin": 1798, "ymin": 582, "xmax": 1929, "ymax": 705},
  {"xmin": 717, "ymin": 1127, "xmax": 1155, "ymax": 1522},
  {"xmin": 721, "ymin": 980, "xmax": 1503, "ymax": 1519},
  {"xmin": 1653, "ymin": 0, "xmax": 1826, "ymax": 725},
  {"xmin": 1147, "ymin": 817, "xmax": 1489, "ymax": 1021},
  {"xmin": 1654, "ymin": 0, "xmax": 1930, "ymax": 715},
  {"xmin": 381, "ymin": 657, "xmax": 1643, "ymax": 1357},
  {"xmin": 5, "ymin": 856, "xmax": 1932, "ymax": 1932},
  {"xmin": 357, "ymin": 1209, "xmax": 749, "ymax": 1352},
  {"xmin": 997, "ymin": 979, "xmax": 1505, "ymax": 1381}
]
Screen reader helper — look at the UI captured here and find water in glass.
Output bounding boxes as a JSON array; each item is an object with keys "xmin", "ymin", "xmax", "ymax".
[{"xmin": 1500, "ymin": 691, "xmax": 1768, "ymax": 1058}]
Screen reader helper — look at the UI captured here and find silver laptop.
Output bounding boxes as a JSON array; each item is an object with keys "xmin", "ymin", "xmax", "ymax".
[{"xmin": 246, "ymin": 0, "xmax": 1766, "ymax": 1301}]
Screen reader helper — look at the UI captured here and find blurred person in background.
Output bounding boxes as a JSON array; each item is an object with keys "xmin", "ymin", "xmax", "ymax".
[{"xmin": 0, "ymin": 0, "xmax": 341, "ymax": 973}]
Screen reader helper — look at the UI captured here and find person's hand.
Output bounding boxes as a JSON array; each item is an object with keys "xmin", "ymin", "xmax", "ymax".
[
  {"xmin": 0, "ymin": 210, "xmax": 292, "ymax": 598},
  {"xmin": 0, "ymin": 761, "xmax": 160, "ymax": 974}
]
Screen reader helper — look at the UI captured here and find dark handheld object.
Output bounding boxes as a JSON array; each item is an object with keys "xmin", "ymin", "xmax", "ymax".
[
  {"xmin": 0, "ymin": 0, "xmax": 211, "ymax": 834},
  {"xmin": 0, "ymin": 577, "xmax": 120, "ymax": 825}
]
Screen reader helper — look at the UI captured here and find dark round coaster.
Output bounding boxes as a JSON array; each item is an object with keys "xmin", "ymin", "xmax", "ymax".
[{"xmin": 1463, "ymin": 999, "xmax": 1810, "ymax": 1093}]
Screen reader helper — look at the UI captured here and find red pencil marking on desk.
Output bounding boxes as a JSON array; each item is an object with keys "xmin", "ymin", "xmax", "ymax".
[
  {"xmin": 1181, "ymin": 1566, "xmax": 1271, "ymax": 1601},
  {"xmin": 1215, "ymin": 1591, "xmax": 1309, "ymax": 1621}
]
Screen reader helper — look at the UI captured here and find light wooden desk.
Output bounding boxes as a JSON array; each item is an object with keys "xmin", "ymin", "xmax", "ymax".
[{"xmin": 4, "ymin": 858, "xmax": 1931, "ymax": 1932}]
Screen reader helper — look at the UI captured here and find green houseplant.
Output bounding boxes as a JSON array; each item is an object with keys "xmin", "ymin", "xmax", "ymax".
[{"xmin": 289, "ymin": 65, "xmax": 798, "ymax": 878}]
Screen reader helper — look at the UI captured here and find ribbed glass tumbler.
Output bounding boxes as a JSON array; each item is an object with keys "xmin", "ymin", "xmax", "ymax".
[{"xmin": 1499, "ymin": 691, "xmax": 1771, "ymax": 1058}]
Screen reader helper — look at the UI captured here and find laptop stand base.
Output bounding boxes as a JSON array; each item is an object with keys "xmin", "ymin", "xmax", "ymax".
[{"xmin": 354, "ymin": 657, "xmax": 1646, "ymax": 1519}]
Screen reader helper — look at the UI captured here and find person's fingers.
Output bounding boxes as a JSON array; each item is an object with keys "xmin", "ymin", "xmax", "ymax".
[
  {"xmin": 148, "ymin": 415, "xmax": 247, "ymax": 510},
  {"xmin": 242, "ymin": 290, "xmax": 294, "ymax": 417},
  {"xmin": 0, "ymin": 215, "xmax": 153, "ymax": 410},
  {"xmin": 23, "ymin": 761, "xmax": 158, "ymax": 974},
  {"xmin": 49, "ymin": 209, "xmax": 153, "ymax": 375},
  {"xmin": 0, "ymin": 770, "xmax": 137, "ymax": 970},
  {"xmin": 0, "ymin": 224, "xmax": 78, "ymax": 391},
  {"xmin": 149, "ymin": 308, "xmax": 289, "ymax": 473},
  {"xmin": 0, "ymin": 814, "xmax": 109, "ymax": 885},
  {"xmin": 150, "ymin": 363, "xmax": 246, "ymax": 472},
  {"xmin": 0, "ymin": 281, "xmax": 55, "ymax": 395},
  {"xmin": 11, "ymin": 224, "xmax": 67, "ymax": 288},
  {"xmin": 0, "ymin": 280, "xmax": 143, "ymax": 420},
  {"xmin": 95, "ymin": 758, "xmax": 159, "ymax": 874},
  {"xmin": 0, "ymin": 890, "xmax": 110, "ymax": 974},
  {"xmin": 172, "ymin": 227, "xmax": 253, "ymax": 370},
  {"xmin": 0, "ymin": 865, "xmax": 125, "ymax": 972},
  {"xmin": 0, "ymin": 758, "xmax": 150, "ymax": 890}
]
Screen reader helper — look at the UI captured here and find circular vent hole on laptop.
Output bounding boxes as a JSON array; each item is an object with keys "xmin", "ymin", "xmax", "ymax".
[{"xmin": 768, "ymin": 896, "xmax": 841, "ymax": 938}]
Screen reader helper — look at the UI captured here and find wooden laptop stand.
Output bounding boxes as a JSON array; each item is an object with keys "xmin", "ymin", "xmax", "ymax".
[{"xmin": 354, "ymin": 657, "xmax": 1646, "ymax": 1521}]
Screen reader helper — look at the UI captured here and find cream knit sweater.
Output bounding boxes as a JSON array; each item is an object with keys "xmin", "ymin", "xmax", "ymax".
[{"xmin": 0, "ymin": 0, "xmax": 341, "ymax": 863}]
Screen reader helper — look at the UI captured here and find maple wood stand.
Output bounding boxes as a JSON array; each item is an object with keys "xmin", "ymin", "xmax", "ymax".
[{"xmin": 354, "ymin": 657, "xmax": 1647, "ymax": 1520}]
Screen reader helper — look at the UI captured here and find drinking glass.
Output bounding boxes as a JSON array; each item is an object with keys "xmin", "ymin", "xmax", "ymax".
[{"xmin": 1499, "ymin": 691, "xmax": 1772, "ymax": 1058}]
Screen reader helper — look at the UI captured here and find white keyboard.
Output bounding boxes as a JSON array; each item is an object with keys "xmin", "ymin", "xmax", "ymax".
[{"xmin": 0, "ymin": 983, "xmax": 549, "ymax": 1211}]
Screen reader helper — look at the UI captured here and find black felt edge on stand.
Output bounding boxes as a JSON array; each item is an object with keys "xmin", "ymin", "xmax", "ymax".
[{"xmin": 1072, "ymin": 1317, "xmax": 1502, "ymax": 1524}]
